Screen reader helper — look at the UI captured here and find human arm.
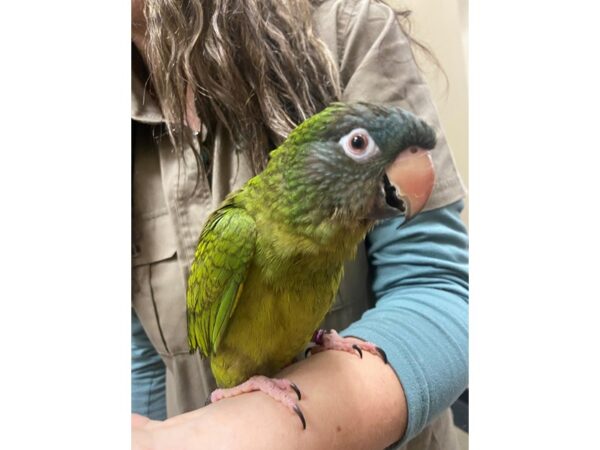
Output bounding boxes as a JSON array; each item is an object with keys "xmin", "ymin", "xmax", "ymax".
[
  {"xmin": 325, "ymin": 2, "xmax": 469, "ymax": 440},
  {"xmin": 131, "ymin": 0, "xmax": 467, "ymax": 445},
  {"xmin": 131, "ymin": 201, "xmax": 467, "ymax": 450},
  {"xmin": 132, "ymin": 347, "xmax": 405, "ymax": 450},
  {"xmin": 131, "ymin": 309, "xmax": 167, "ymax": 421},
  {"xmin": 342, "ymin": 199, "xmax": 469, "ymax": 444}
]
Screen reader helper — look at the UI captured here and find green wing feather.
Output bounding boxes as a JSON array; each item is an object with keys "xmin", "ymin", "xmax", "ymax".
[{"xmin": 186, "ymin": 204, "xmax": 256, "ymax": 357}]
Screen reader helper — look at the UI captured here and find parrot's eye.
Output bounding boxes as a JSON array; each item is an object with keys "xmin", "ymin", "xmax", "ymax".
[
  {"xmin": 339, "ymin": 128, "xmax": 380, "ymax": 163},
  {"xmin": 351, "ymin": 134, "xmax": 367, "ymax": 150}
]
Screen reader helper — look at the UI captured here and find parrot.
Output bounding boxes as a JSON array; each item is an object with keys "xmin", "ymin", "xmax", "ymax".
[{"xmin": 186, "ymin": 102, "xmax": 437, "ymax": 428}]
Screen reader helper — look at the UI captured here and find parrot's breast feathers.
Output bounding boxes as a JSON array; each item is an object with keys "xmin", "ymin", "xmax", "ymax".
[{"xmin": 186, "ymin": 102, "xmax": 440, "ymax": 384}]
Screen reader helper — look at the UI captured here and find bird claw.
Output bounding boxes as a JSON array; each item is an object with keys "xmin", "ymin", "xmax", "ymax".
[
  {"xmin": 290, "ymin": 382, "xmax": 302, "ymax": 401},
  {"xmin": 304, "ymin": 346, "xmax": 313, "ymax": 358},
  {"xmin": 352, "ymin": 344, "xmax": 363, "ymax": 359},
  {"xmin": 208, "ymin": 376, "xmax": 306, "ymax": 429},
  {"xmin": 307, "ymin": 329, "xmax": 389, "ymax": 364},
  {"xmin": 375, "ymin": 346, "xmax": 388, "ymax": 364},
  {"xmin": 293, "ymin": 404, "xmax": 307, "ymax": 430}
]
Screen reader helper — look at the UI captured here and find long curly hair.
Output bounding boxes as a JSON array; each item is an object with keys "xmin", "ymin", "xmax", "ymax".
[
  {"xmin": 142, "ymin": 0, "xmax": 341, "ymax": 174},
  {"xmin": 138, "ymin": 0, "xmax": 442, "ymax": 177}
]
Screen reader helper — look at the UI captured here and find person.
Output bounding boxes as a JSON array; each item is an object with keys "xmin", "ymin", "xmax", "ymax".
[{"xmin": 131, "ymin": 0, "xmax": 468, "ymax": 448}]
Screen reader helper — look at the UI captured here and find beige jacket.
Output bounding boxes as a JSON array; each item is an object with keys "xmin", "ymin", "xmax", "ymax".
[{"xmin": 132, "ymin": 0, "xmax": 465, "ymax": 448}]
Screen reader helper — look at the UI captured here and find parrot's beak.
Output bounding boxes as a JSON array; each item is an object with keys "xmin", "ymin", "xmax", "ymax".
[
  {"xmin": 380, "ymin": 147, "xmax": 435, "ymax": 223},
  {"xmin": 366, "ymin": 146, "xmax": 435, "ymax": 222}
]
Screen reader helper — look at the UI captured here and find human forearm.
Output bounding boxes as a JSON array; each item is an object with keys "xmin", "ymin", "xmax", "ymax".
[
  {"xmin": 342, "ymin": 287, "xmax": 468, "ymax": 443},
  {"xmin": 343, "ymin": 200, "xmax": 469, "ymax": 443},
  {"xmin": 132, "ymin": 346, "xmax": 406, "ymax": 450}
]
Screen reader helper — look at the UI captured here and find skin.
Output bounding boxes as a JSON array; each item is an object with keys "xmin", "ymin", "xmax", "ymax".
[
  {"xmin": 132, "ymin": 344, "xmax": 407, "ymax": 450},
  {"xmin": 187, "ymin": 101, "xmax": 436, "ymax": 392},
  {"xmin": 132, "ymin": 3, "xmax": 409, "ymax": 447},
  {"xmin": 131, "ymin": 0, "xmax": 145, "ymax": 41}
]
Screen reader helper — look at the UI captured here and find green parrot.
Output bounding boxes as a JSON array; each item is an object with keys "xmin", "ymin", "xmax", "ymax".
[{"xmin": 186, "ymin": 102, "xmax": 436, "ymax": 427}]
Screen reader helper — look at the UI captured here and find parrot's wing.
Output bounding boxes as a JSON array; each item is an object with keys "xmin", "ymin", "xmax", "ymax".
[{"xmin": 186, "ymin": 204, "xmax": 256, "ymax": 357}]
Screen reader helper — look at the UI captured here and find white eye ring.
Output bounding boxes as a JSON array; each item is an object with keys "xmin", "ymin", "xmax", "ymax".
[{"xmin": 338, "ymin": 128, "xmax": 380, "ymax": 163}]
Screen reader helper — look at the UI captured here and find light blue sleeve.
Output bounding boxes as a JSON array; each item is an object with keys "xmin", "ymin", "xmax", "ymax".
[
  {"xmin": 131, "ymin": 309, "xmax": 167, "ymax": 420},
  {"xmin": 341, "ymin": 200, "xmax": 468, "ymax": 444}
]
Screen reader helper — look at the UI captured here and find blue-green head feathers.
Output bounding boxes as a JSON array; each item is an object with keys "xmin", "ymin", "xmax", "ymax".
[{"xmin": 261, "ymin": 102, "xmax": 437, "ymax": 224}]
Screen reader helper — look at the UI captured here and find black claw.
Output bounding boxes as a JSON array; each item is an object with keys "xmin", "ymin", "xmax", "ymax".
[
  {"xmin": 293, "ymin": 404, "xmax": 307, "ymax": 430},
  {"xmin": 352, "ymin": 344, "xmax": 363, "ymax": 359},
  {"xmin": 375, "ymin": 346, "xmax": 388, "ymax": 364},
  {"xmin": 304, "ymin": 347, "xmax": 313, "ymax": 358},
  {"xmin": 290, "ymin": 383, "xmax": 302, "ymax": 401}
]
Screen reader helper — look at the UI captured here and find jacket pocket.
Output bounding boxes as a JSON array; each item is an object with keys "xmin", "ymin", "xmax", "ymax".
[
  {"xmin": 133, "ymin": 210, "xmax": 178, "ymax": 266},
  {"xmin": 132, "ymin": 211, "xmax": 189, "ymax": 356}
]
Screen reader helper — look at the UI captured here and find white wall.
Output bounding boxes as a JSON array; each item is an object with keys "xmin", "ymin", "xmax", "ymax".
[{"xmin": 387, "ymin": 0, "xmax": 469, "ymax": 227}]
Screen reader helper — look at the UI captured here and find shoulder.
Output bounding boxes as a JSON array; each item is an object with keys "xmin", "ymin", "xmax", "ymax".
[
  {"xmin": 313, "ymin": 0, "xmax": 409, "ymax": 83},
  {"xmin": 313, "ymin": 0, "xmax": 467, "ymax": 211},
  {"xmin": 313, "ymin": 0, "xmax": 396, "ymax": 25},
  {"xmin": 313, "ymin": 0, "xmax": 400, "ymax": 44}
]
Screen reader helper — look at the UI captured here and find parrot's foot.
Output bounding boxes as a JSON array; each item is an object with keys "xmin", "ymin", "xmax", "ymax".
[
  {"xmin": 208, "ymin": 375, "xmax": 306, "ymax": 429},
  {"xmin": 305, "ymin": 329, "xmax": 388, "ymax": 364}
]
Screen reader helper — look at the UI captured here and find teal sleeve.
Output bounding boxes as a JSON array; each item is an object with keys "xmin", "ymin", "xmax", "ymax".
[
  {"xmin": 131, "ymin": 309, "xmax": 167, "ymax": 420},
  {"xmin": 341, "ymin": 200, "xmax": 468, "ymax": 444}
]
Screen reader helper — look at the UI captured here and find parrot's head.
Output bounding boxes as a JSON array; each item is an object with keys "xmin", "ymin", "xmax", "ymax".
[{"xmin": 272, "ymin": 102, "xmax": 437, "ymax": 226}]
